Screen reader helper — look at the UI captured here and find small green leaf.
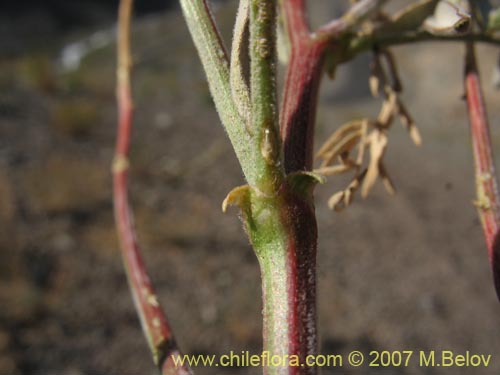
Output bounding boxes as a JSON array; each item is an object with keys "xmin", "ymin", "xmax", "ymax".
[{"xmin": 286, "ymin": 171, "xmax": 325, "ymax": 197}]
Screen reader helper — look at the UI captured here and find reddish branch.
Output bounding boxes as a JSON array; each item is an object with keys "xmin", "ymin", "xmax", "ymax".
[
  {"xmin": 280, "ymin": 0, "xmax": 386, "ymax": 173},
  {"xmin": 276, "ymin": 3, "xmax": 407, "ymax": 372},
  {"xmin": 464, "ymin": 43, "xmax": 500, "ymax": 300},
  {"xmin": 276, "ymin": 1, "xmax": 325, "ymax": 374},
  {"xmin": 114, "ymin": 0, "xmax": 192, "ymax": 373},
  {"xmin": 280, "ymin": 0, "xmax": 328, "ymax": 173}
]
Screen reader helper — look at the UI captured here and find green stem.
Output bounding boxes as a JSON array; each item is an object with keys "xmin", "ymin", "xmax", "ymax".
[
  {"xmin": 249, "ymin": 0, "xmax": 284, "ymax": 194},
  {"xmin": 179, "ymin": 0, "xmax": 257, "ymax": 185},
  {"xmin": 248, "ymin": 184, "xmax": 318, "ymax": 375}
]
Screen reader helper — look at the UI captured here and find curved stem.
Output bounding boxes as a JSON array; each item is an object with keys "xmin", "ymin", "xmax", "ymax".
[{"xmin": 115, "ymin": 1, "xmax": 192, "ymax": 373}]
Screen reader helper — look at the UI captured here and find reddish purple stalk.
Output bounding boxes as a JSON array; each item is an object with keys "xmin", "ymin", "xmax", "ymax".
[
  {"xmin": 280, "ymin": 0, "xmax": 327, "ymax": 173},
  {"xmin": 276, "ymin": 3, "xmax": 391, "ymax": 370},
  {"xmin": 114, "ymin": 0, "xmax": 191, "ymax": 373},
  {"xmin": 272, "ymin": 1, "xmax": 330, "ymax": 373},
  {"xmin": 281, "ymin": 186, "xmax": 318, "ymax": 375},
  {"xmin": 464, "ymin": 44, "xmax": 500, "ymax": 300}
]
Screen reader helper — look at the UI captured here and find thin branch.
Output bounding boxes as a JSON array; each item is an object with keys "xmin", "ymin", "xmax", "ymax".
[
  {"xmin": 280, "ymin": 0, "xmax": 310, "ymax": 45},
  {"xmin": 279, "ymin": 0, "xmax": 391, "ymax": 174},
  {"xmin": 315, "ymin": 0, "xmax": 390, "ymax": 40},
  {"xmin": 179, "ymin": 0, "xmax": 256, "ymax": 185},
  {"xmin": 464, "ymin": 42, "xmax": 500, "ymax": 300},
  {"xmin": 345, "ymin": 30, "xmax": 500, "ymax": 62},
  {"xmin": 230, "ymin": 0, "xmax": 252, "ymax": 129},
  {"xmin": 114, "ymin": 1, "xmax": 192, "ymax": 373}
]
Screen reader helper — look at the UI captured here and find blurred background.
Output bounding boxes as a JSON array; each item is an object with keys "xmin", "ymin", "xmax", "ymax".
[{"xmin": 1, "ymin": 0, "xmax": 500, "ymax": 374}]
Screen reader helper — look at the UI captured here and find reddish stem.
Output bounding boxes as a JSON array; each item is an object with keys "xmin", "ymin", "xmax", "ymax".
[
  {"xmin": 464, "ymin": 43, "xmax": 500, "ymax": 300},
  {"xmin": 280, "ymin": 38, "xmax": 328, "ymax": 173},
  {"xmin": 259, "ymin": 2, "xmax": 327, "ymax": 374},
  {"xmin": 283, "ymin": 187, "xmax": 318, "ymax": 375},
  {"xmin": 114, "ymin": 1, "xmax": 192, "ymax": 373},
  {"xmin": 282, "ymin": 0, "xmax": 309, "ymax": 44}
]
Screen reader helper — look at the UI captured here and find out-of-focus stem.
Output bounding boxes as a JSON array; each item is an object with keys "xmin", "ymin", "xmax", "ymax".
[
  {"xmin": 346, "ymin": 31, "xmax": 500, "ymax": 61},
  {"xmin": 464, "ymin": 43, "xmax": 500, "ymax": 300},
  {"xmin": 316, "ymin": 0, "xmax": 389, "ymax": 39},
  {"xmin": 114, "ymin": 1, "xmax": 192, "ymax": 373},
  {"xmin": 280, "ymin": 0, "xmax": 308, "ymax": 44}
]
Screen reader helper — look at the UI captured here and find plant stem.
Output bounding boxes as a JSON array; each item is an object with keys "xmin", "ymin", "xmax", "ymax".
[
  {"xmin": 280, "ymin": 38, "xmax": 327, "ymax": 173},
  {"xmin": 179, "ymin": 0, "xmax": 257, "ymax": 185},
  {"xmin": 464, "ymin": 43, "xmax": 500, "ymax": 300},
  {"xmin": 345, "ymin": 31, "xmax": 500, "ymax": 63},
  {"xmin": 316, "ymin": 0, "xmax": 389, "ymax": 39},
  {"xmin": 249, "ymin": 186, "xmax": 318, "ymax": 375},
  {"xmin": 249, "ymin": 0, "xmax": 284, "ymax": 194},
  {"xmin": 115, "ymin": 1, "xmax": 191, "ymax": 373}
]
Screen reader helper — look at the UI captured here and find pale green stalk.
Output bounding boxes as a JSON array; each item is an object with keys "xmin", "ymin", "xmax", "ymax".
[{"xmin": 179, "ymin": 0, "xmax": 257, "ymax": 185}]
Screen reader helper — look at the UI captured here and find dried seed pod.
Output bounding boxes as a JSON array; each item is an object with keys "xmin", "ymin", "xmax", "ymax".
[
  {"xmin": 379, "ymin": 162, "xmax": 396, "ymax": 195},
  {"xmin": 316, "ymin": 120, "xmax": 364, "ymax": 158},
  {"xmin": 369, "ymin": 54, "xmax": 385, "ymax": 97},
  {"xmin": 316, "ymin": 164, "xmax": 352, "ymax": 176},
  {"xmin": 362, "ymin": 130, "xmax": 388, "ymax": 197},
  {"xmin": 377, "ymin": 91, "xmax": 397, "ymax": 127},
  {"xmin": 423, "ymin": 0, "xmax": 471, "ymax": 36},
  {"xmin": 328, "ymin": 191, "xmax": 346, "ymax": 211},
  {"xmin": 397, "ymin": 99, "xmax": 422, "ymax": 145},
  {"xmin": 321, "ymin": 131, "xmax": 362, "ymax": 167},
  {"xmin": 356, "ymin": 119, "xmax": 370, "ymax": 165},
  {"xmin": 327, "ymin": 171, "xmax": 364, "ymax": 211}
]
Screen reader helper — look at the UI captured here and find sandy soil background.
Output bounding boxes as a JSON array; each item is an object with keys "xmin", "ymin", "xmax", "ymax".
[{"xmin": 1, "ymin": 1, "xmax": 500, "ymax": 374}]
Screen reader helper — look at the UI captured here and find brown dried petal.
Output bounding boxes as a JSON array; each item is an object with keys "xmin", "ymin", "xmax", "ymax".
[
  {"xmin": 369, "ymin": 55, "xmax": 385, "ymax": 97},
  {"xmin": 409, "ymin": 126, "xmax": 422, "ymax": 146},
  {"xmin": 356, "ymin": 119, "xmax": 370, "ymax": 165},
  {"xmin": 321, "ymin": 130, "xmax": 362, "ymax": 167},
  {"xmin": 379, "ymin": 162, "xmax": 396, "ymax": 195},
  {"xmin": 377, "ymin": 91, "xmax": 397, "ymax": 128},
  {"xmin": 397, "ymin": 100, "xmax": 422, "ymax": 146},
  {"xmin": 315, "ymin": 164, "xmax": 352, "ymax": 176},
  {"xmin": 361, "ymin": 131, "xmax": 388, "ymax": 197},
  {"xmin": 316, "ymin": 120, "xmax": 363, "ymax": 157},
  {"xmin": 328, "ymin": 191, "xmax": 346, "ymax": 211}
]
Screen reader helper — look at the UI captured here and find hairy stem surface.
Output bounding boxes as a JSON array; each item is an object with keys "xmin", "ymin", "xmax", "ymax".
[{"xmin": 248, "ymin": 185, "xmax": 318, "ymax": 375}]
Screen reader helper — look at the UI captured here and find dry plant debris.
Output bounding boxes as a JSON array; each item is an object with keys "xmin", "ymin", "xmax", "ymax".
[{"xmin": 317, "ymin": 49, "xmax": 422, "ymax": 212}]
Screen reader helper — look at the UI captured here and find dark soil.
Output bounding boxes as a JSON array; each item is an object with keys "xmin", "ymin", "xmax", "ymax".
[{"xmin": 1, "ymin": 1, "xmax": 500, "ymax": 374}]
